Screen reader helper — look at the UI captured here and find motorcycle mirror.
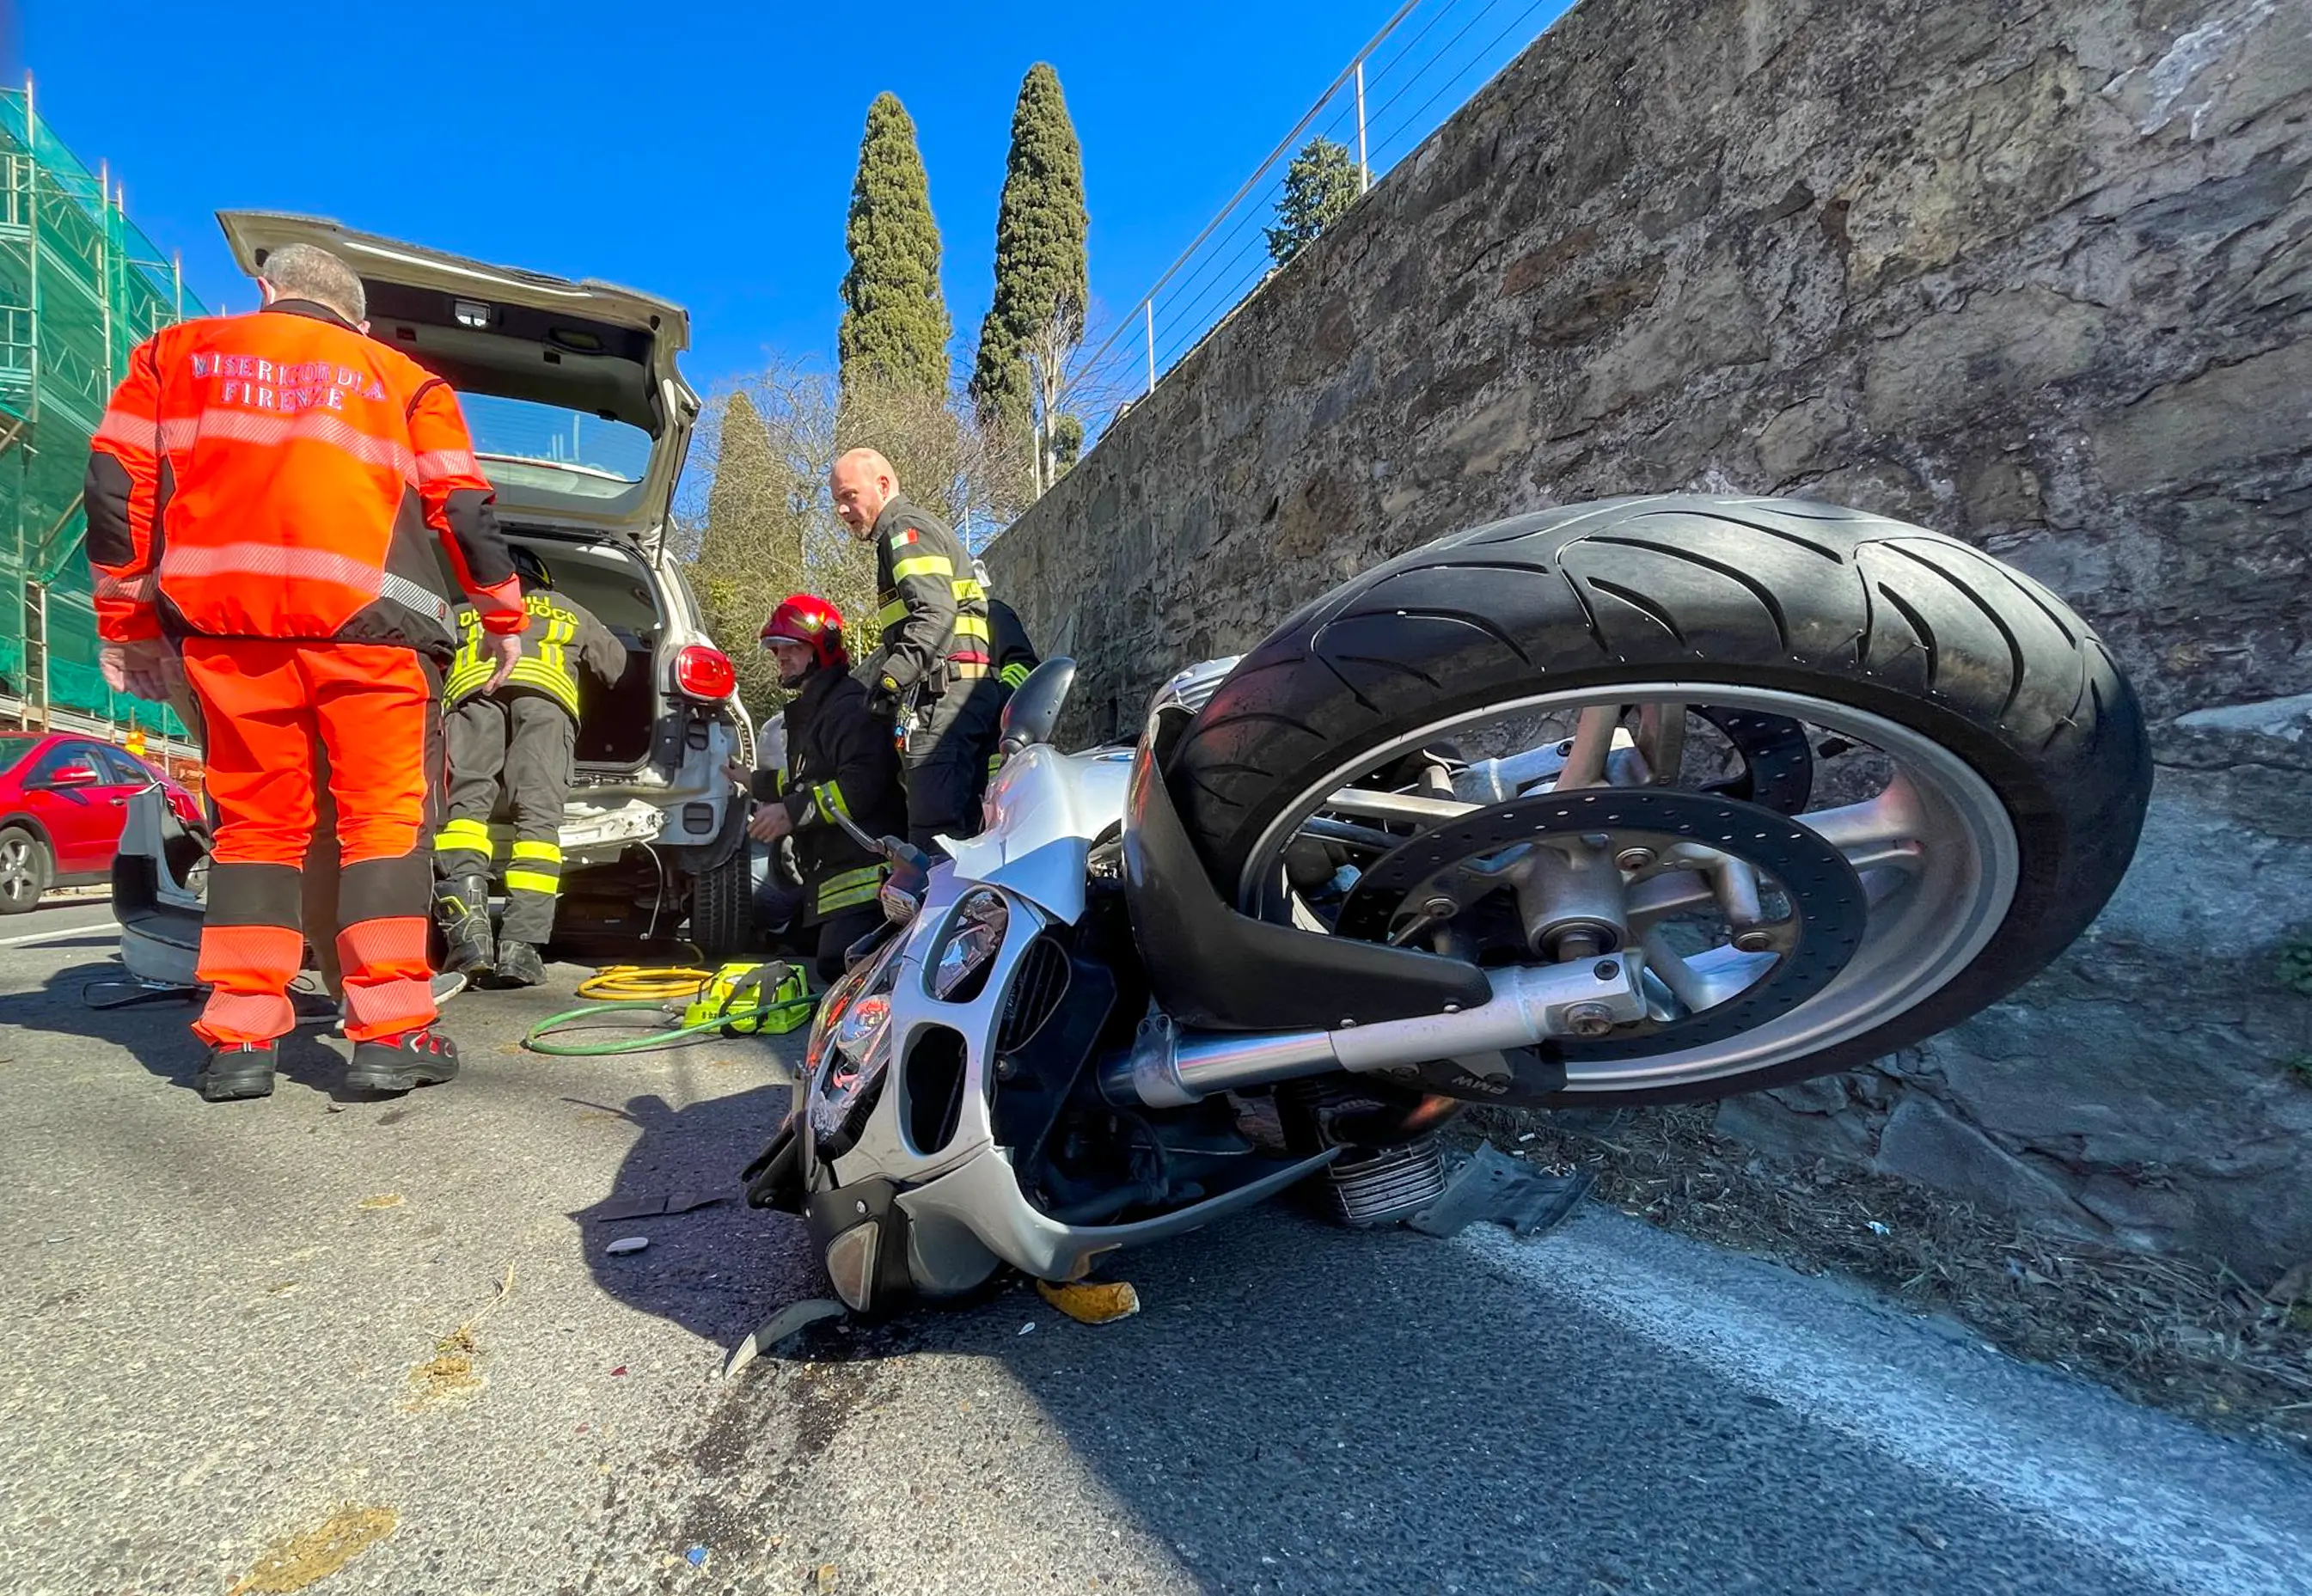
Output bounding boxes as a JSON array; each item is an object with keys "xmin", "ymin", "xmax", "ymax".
[{"xmin": 998, "ymin": 657, "xmax": 1077, "ymax": 760}]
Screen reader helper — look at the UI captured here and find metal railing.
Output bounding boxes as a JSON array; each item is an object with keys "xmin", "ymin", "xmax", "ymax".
[{"xmin": 1073, "ymin": 0, "xmax": 1573, "ymax": 437}]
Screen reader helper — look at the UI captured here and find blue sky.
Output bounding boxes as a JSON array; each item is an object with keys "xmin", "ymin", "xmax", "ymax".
[{"xmin": 20, "ymin": 0, "xmax": 1427, "ymax": 395}]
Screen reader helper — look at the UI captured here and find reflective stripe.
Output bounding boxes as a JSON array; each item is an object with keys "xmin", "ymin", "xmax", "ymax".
[
  {"xmin": 1000, "ymin": 662, "xmax": 1032, "ymax": 689},
  {"xmin": 951, "ymin": 578, "xmax": 987, "ymax": 602},
  {"xmin": 160, "ymin": 407, "xmax": 417, "ymax": 480},
  {"xmin": 891, "ymin": 554, "xmax": 953, "ymax": 583},
  {"xmin": 511, "ymin": 840, "xmax": 562, "ymax": 862},
  {"xmin": 812, "ymin": 780, "xmax": 850, "ymax": 821},
  {"xmin": 877, "ymin": 599, "xmax": 908, "ymax": 627},
  {"xmin": 94, "ymin": 572, "xmax": 155, "ymax": 603},
  {"xmin": 163, "ymin": 541, "xmax": 382, "ymax": 595},
  {"xmin": 952, "ymin": 615, "xmax": 992, "ymax": 640},
  {"xmin": 817, "ymin": 864, "xmax": 888, "ymax": 914},
  {"xmin": 93, "ymin": 407, "xmax": 160, "ymax": 452},
  {"xmin": 434, "ymin": 818, "xmax": 492, "ymax": 853},
  {"xmin": 415, "ymin": 447, "xmax": 481, "ymax": 482},
  {"xmin": 505, "ymin": 870, "xmax": 560, "ymax": 896}
]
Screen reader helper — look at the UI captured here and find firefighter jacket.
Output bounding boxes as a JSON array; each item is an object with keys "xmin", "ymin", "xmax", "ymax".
[
  {"xmin": 444, "ymin": 589, "xmax": 627, "ymax": 718},
  {"xmin": 83, "ymin": 299, "xmax": 526, "ymax": 658},
  {"xmin": 860, "ymin": 496, "xmax": 989, "ymax": 697},
  {"xmin": 748, "ymin": 662, "xmax": 908, "ymax": 920},
  {"xmin": 988, "ymin": 596, "xmax": 1039, "ymax": 692}
]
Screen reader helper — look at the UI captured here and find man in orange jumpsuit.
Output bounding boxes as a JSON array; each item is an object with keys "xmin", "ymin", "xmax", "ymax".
[{"xmin": 85, "ymin": 242, "xmax": 525, "ymax": 1102}]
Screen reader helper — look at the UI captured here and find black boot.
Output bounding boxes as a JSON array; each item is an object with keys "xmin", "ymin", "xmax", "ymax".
[
  {"xmin": 436, "ymin": 873, "xmax": 494, "ymax": 975},
  {"xmin": 493, "ymin": 940, "xmax": 545, "ymax": 988},
  {"xmin": 346, "ymin": 1027, "xmax": 462, "ymax": 1094},
  {"xmin": 196, "ymin": 1040, "xmax": 278, "ymax": 1103}
]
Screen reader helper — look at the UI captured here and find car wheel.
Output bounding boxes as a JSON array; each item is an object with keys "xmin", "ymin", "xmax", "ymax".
[
  {"xmin": 690, "ymin": 845, "xmax": 755, "ymax": 963},
  {"xmin": 0, "ymin": 826, "xmax": 53, "ymax": 914}
]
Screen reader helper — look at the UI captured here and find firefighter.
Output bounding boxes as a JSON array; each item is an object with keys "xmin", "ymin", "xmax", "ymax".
[
  {"xmin": 86, "ymin": 242, "xmax": 525, "ymax": 1102},
  {"xmin": 732, "ymin": 594, "xmax": 906, "ymax": 984},
  {"xmin": 433, "ymin": 545, "xmax": 627, "ymax": 987},
  {"xmin": 829, "ymin": 448, "xmax": 1000, "ymax": 857}
]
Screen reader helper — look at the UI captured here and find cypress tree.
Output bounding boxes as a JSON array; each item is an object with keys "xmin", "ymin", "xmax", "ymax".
[
  {"xmin": 1266, "ymin": 137, "xmax": 1361, "ymax": 267},
  {"xmin": 840, "ymin": 93, "xmax": 952, "ymax": 397},
  {"xmin": 969, "ymin": 63, "xmax": 1090, "ymax": 449}
]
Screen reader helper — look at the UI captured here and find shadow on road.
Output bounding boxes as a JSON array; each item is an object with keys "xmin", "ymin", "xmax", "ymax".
[
  {"xmin": 32, "ymin": 957, "xmax": 360, "ymax": 1100},
  {"xmin": 574, "ymin": 1078, "xmax": 822, "ymax": 1348}
]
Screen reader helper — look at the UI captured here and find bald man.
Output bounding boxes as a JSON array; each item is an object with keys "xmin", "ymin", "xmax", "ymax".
[{"xmin": 829, "ymin": 448, "xmax": 1000, "ymax": 856}]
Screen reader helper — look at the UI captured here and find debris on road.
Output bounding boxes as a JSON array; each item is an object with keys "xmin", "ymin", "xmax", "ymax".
[
  {"xmin": 595, "ymin": 1192, "xmax": 725, "ymax": 1222},
  {"xmin": 724, "ymin": 1298, "xmax": 847, "ymax": 1380},
  {"xmin": 227, "ymin": 1504, "xmax": 397, "ymax": 1593},
  {"xmin": 605, "ymin": 1236, "xmax": 650, "ymax": 1256},
  {"xmin": 685, "ymin": 1544, "xmax": 709, "ymax": 1567},
  {"xmin": 1037, "ymin": 1278, "xmax": 1142, "ymax": 1325},
  {"xmin": 1407, "ymin": 1143, "xmax": 1593, "ymax": 1239},
  {"xmin": 355, "ymin": 1194, "xmax": 403, "ymax": 1210},
  {"xmin": 1018, "ymin": 1321, "xmax": 1036, "ymax": 1336},
  {"xmin": 1867, "ymin": 1220, "xmax": 1893, "ymax": 1236}
]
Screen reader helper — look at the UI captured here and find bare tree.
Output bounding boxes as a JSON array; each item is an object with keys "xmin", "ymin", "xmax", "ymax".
[
  {"xmin": 1022, "ymin": 291, "xmax": 1087, "ymax": 499},
  {"xmin": 677, "ymin": 359, "xmax": 1031, "ymax": 721}
]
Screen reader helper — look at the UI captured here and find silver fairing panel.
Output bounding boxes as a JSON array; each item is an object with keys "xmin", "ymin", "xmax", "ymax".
[{"xmin": 939, "ymin": 743, "xmax": 1134, "ymax": 924}]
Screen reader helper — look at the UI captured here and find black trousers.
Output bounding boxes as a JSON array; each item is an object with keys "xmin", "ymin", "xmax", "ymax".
[
  {"xmin": 902, "ymin": 675, "xmax": 1004, "ymax": 857},
  {"xmin": 437, "ymin": 693, "xmax": 574, "ymax": 946}
]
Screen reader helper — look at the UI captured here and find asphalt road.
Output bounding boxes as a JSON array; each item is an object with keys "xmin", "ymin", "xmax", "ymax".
[{"xmin": 3, "ymin": 896, "xmax": 2309, "ymax": 1596}]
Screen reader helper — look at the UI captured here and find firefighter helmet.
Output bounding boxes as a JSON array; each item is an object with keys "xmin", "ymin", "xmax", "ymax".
[{"xmin": 759, "ymin": 593, "xmax": 846, "ymax": 671}]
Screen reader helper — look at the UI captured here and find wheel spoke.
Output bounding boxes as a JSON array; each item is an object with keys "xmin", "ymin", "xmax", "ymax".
[
  {"xmin": 1798, "ymin": 774, "xmax": 1929, "ymax": 876},
  {"xmin": 1555, "ymin": 705, "xmax": 1622, "ymax": 791},
  {"xmin": 1322, "ymin": 788, "xmax": 1478, "ymax": 825},
  {"xmin": 1634, "ymin": 702, "xmax": 1687, "ymax": 786}
]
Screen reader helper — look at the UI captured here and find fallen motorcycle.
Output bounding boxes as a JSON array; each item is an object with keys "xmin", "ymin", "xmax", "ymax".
[{"xmin": 771, "ymin": 495, "xmax": 2147, "ymax": 1317}]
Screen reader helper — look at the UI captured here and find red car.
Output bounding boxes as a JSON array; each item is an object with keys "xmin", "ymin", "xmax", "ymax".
[{"xmin": 0, "ymin": 731, "xmax": 203, "ymax": 914}]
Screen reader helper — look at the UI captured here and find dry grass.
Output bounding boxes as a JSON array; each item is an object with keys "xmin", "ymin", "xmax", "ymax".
[
  {"xmin": 1465, "ymin": 1104, "xmax": 2312, "ymax": 1454},
  {"xmin": 404, "ymin": 1263, "xmax": 515, "ymax": 1410}
]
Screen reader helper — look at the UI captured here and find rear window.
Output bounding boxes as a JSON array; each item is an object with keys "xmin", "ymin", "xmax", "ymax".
[
  {"xmin": 0, "ymin": 733, "xmax": 38, "ymax": 774},
  {"xmin": 463, "ymin": 394, "xmax": 653, "ymax": 484}
]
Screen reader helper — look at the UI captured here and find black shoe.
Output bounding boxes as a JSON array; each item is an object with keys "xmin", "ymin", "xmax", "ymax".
[
  {"xmin": 346, "ymin": 1028, "xmax": 462, "ymax": 1094},
  {"xmin": 196, "ymin": 1040, "xmax": 278, "ymax": 1103},
  {"xmin": 436, "ymin": 874, "xmax": 495, "ymax": 975},
  {"xmin": 493, "ymin": 941, "xmax": 545, "ymax": 988}
]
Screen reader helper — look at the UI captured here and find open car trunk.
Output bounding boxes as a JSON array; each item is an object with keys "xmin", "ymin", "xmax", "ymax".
[{"xmin": 499, "ymin": 531, "xmax": 661, "ymax": 773}]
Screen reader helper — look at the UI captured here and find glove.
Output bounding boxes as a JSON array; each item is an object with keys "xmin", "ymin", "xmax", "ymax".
[{"xmin": 865, "ymin": 679, "xmax": 902, "ymax": 719}]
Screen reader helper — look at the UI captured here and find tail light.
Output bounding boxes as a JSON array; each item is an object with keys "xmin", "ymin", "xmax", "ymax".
[{"xmin": 673, "ymin": 644, "xmax": 736, "ymax": 700}]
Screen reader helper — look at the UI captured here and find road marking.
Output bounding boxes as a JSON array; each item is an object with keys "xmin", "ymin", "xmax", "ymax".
[
  {"xmin": 0, "ymin": 920, "xmax": 118, "ymax": 947},
  {"xmin": 1464, "ymin": 1220, "xmax": 2312, "ymax": 1596}
]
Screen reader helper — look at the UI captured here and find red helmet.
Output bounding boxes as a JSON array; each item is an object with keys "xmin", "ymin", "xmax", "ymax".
[{"xmin": 759, "ymin": 593, "xmax": 847, "ymax": 670}]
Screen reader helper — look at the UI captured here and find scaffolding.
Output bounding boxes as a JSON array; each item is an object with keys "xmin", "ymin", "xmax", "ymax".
[{"xmin": 0, "ymin": 76, "xmax": 202, "ymax": 765}]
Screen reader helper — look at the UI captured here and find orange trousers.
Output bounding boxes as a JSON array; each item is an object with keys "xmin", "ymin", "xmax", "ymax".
[{"xmin": 180, "ymin": 639, "xmax": 440, "ymax": 1046}]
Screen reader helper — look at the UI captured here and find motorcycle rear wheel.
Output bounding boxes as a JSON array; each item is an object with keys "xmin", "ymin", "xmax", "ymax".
[{"xmin": 1170, "ymin": 495, "xmax": 2150, "ymax": 1105}]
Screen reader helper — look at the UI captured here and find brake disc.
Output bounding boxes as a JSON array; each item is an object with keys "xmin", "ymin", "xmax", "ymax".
[{"xmin": 1336, "ymin": 786, "xmax": 1869, "ymax": 1061}]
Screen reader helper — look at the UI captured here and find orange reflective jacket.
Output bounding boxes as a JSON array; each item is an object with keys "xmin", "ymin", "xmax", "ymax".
[{"xmin": 84, "ymin": 298, "xmax": 526, "ymax": 656}]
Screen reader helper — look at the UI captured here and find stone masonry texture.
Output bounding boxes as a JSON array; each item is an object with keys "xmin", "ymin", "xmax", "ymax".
[{"xmin": 985, "ymin": 0, "xmax": 2312, "ymax": 1277}]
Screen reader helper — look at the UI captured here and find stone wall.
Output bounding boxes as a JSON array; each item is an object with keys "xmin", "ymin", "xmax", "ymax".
[{"xmin": 984, "ymin": 0, "xmax": 2312, "ymax": 1277}]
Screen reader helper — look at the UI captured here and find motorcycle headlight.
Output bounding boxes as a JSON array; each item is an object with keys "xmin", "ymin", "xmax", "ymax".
[
  {"xmin": 929, "ymin": 890, "xmax": 1010, "ymax": 1003},
  {"xmin": 806, "ymin": 933, "xmax": 907, "ymax": 1149}
]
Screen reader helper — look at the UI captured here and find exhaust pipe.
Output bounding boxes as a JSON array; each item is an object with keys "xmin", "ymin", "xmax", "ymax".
[{"xmin": 1103, "ymin": 957, "xmax": 1648, "ymax": 1109}]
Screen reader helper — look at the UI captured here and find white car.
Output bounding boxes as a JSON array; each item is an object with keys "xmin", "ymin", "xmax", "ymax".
[{"xmin": 113, "ymin": 213, "xmax": 755, "ymax": 981}]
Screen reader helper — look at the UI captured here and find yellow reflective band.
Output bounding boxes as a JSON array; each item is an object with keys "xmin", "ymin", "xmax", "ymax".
[
  {"xmin": 951, "ymin": 578, "xmax": 987, "ymax": 602},
  {"xmin": 504, "ymin": 870, "xmax": 560, "ymax": 896},
  {"xmin": 511, "ymin": 840, "xmax": 562, "ymax": 862},
  {"xmin": 891, "ymin": 554, "xmax": 953, "ymax": 583},
  {"xmin": 434, "ymin": 820, "xmax": 492, "ymax": 853},
  {"xmin": 952, "ymin": 615, "xmax": 992, "ymax": 640},
  {"xmin": 818, "ymin": 865, "xmax": 885, "ymax": 894},
  {"xmin": 813, "ymin": 780, "xmax": 851, "ymax": 820},
  {"xmin": 1000, "ymin": 663, "xmax": 1032, "ymax": 689},
  {"xmin": 878, "ymin": 600, "xmax": 908, "ymax": 627},
  {"xmin": 818, "ymin": 877, "xmax": 884, "ymax": 912}
]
